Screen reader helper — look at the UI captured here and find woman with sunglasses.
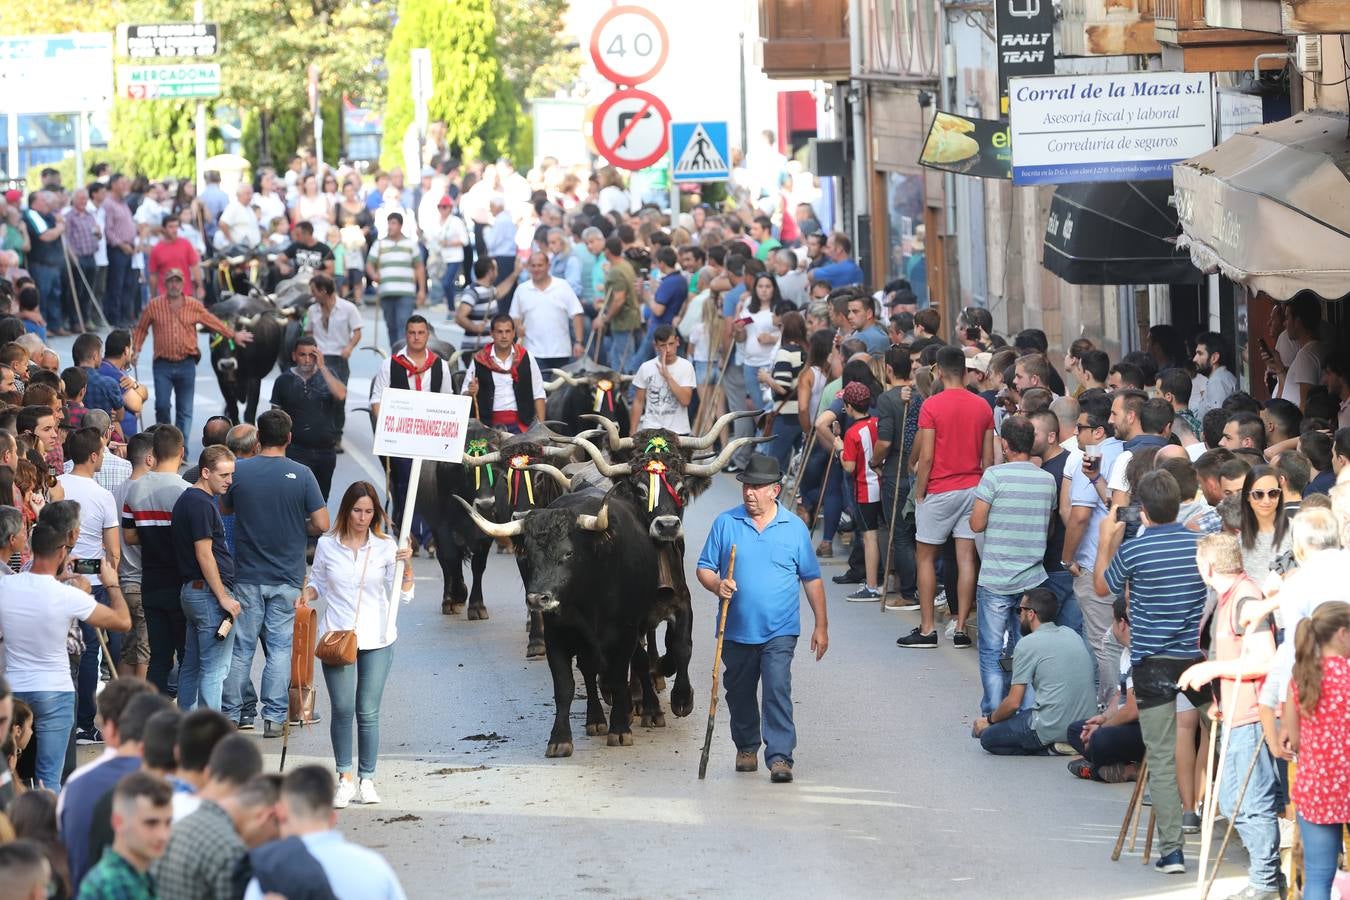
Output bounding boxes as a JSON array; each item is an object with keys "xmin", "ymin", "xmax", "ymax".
[{"xmin": 1239, "ymin": 464, "xmax": 1292, "ymax": 584}]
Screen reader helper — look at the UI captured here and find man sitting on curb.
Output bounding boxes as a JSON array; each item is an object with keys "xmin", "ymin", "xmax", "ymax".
[
  {"xmin": 972, "ymin": 587, "xmax": 1096, "ymax": 755},
  {"xmin": 1065, "ymin": 598, "xmax": 1144, "ymax": 783}
]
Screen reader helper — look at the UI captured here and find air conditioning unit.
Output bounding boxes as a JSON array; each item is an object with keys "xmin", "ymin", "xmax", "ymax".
[{"xmin": 1297, "ymin": 34, "xmax": 1322, "ymax": 74}]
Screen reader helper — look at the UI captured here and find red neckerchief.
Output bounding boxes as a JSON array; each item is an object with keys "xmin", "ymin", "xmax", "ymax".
[
  {"xmin": 392, "ymin": 350, "xmax": 439, "ymax": 391},
  {"xmin": 473, "ymin": 344, "xmax": 526, "ymax": 382}
]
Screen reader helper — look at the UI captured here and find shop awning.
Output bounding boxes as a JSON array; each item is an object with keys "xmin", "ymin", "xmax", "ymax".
[
  {"xmin": 1042, "ymin": 180, "xmax": 1201, "ymax": 285},
  {"xmin": 1173, "ymin": 113, "xmax": 1350, "ymax": 301}
]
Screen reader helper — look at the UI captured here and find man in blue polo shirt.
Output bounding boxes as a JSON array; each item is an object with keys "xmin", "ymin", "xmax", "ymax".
[
  {"xmin": 1098, "ymin": 468, "xmax": 1211, "ymax": 877},
  {"xmin": 696, "ymin": 455, "xmax": 829, "ymax": 784},
  {"xmin": 808, "ymin": 232, "xmax": 864, "ymax": 289}
]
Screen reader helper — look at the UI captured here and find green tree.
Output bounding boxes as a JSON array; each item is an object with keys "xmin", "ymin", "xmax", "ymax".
[
  {"xmin": 491, "ymin": 0, "xmax": 581, "ymax": 103},
  {"xmin": 381, "ymin": 0, "xmax": 520, "ymax": 170}
]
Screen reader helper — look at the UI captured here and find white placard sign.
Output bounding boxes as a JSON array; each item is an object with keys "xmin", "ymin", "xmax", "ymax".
[
  {"xmin": 1009, "ymin": 72, "xmax": 1214, "ymax": 185},
  {"xmin": 372, "ymin": 389, "xmax": 471, "ymax": 463}
]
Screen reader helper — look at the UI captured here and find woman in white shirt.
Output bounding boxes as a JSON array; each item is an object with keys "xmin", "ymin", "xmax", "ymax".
[
  {"xmin": 737, "ymin": 274, "xmax": 782, "ymax": 412},
  {"xmin": 302, "ymin": 481, "xmax": 413, "ymax": 809}
]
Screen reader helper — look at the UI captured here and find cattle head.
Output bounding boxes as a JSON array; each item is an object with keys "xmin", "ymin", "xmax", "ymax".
[
  {"xmin": 453, "ymin": 495, "xmax": 611, "ymax": 613},
  {"xmin": 460, "ymin": 430, "xmax": 503, "ymax": 515},
  {"xmin": 582, "ymin": 410, "xmax": 760, "ymax": 460},
  {"xmin": 569, "ymin": 434, "xmax": 764, "ymax": 541},
  {"xmin": 542, "ymin": 368, "xmax": 634, "ymax": 438},
  {"xmin": 489, "ymin": 436, "xmax": 575, "ymax": 518}
]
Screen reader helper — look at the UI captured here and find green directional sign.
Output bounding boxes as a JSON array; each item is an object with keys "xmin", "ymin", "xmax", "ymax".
[{"xmin": 118, "ymin": 63, "xmax": 221, "ymax": 100}]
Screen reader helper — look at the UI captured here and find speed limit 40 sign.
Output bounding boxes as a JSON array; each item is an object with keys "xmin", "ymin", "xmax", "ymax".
[{"xmin": 589, "ymin": 5, "xmax": 669, "ymax": 86}]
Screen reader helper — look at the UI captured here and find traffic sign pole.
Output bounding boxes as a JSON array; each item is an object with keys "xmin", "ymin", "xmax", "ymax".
[{"xmin": 194, "ymin": 1, "xmax": 207, "ymax": 193}]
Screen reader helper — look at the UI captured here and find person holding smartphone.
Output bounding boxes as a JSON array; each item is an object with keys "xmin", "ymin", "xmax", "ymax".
[{"xmin": 56, "ymin": 427, "xmax": 124, "ymax": 746}]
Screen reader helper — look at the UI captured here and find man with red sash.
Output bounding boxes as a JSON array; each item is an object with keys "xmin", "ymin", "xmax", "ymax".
[
  {"xmin": 462, "ymin": 314, "xmax": 546, "ymax": 435},
  {"xmin": 371, "ymin": 315, "xmax": 455, "ymax": 544}
]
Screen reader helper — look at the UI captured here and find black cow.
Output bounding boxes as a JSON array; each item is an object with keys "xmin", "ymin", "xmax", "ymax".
[
  {"xmin": 541, "ymin": 364, "xmax": 633, "ymax": 438},
  {"xmin": 206, "ymin": 294, "xmax": 289, "ymax": 424},
  {"xmin": 458, "ymin": 491, "xmax": 658, "ymax": 757},
  {"xmin": 569, "ymin": 433, "xmax": 760, "ymax": 722}
]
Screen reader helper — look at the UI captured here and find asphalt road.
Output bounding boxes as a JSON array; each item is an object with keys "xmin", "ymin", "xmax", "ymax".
[{"xmin": 58, "ymin": 305, "xmax": 1255, "ymax": 898}]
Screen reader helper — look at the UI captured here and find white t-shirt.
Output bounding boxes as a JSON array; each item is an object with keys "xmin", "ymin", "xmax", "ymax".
[
  {"xmin": 217, "ymin": 200, "xmax": 261, "ymax": 248},
  {"xmin": 688, "ymin": 319, "xmax": 714, "ymax": 362},
  {"xmin": 253, "ymin": 191, "xmax": 287, "ymax": 228},
  {"xmin": 741, "ymin": 308, "xmax": 778, "ymax": 367},
  {"xmin": 634, "ymin": 356, "xmax": 698, "ymax": 434},
  {"xmin": 308, "ymin": 298, "xmax": 364, "ymax": 356},
  {"xmin": 56, "ymin": 473, "xmax": 119, "ymax": 586},
  {"xmin": 0, "ymin": 573, "xmax": 97, "ymax": 692},
  {"xmin": 510, "ymin": 278, "xmax": 583, "ymax": 359},
  {"xmin": 1278, "ymin": 340, "xmax": 1326, "ymax": 404},
  {"xmin": 1107, "ymin": 450, "xmax": 1133, "ymax": 495},
  {"xmin": 431, "ymin": 215, "xmax": 468, "ymax": 264}
]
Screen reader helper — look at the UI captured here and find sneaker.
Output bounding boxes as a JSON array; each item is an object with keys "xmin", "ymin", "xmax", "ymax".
[
  {"xmin": 1050, "ymin": 742, "xmax": 1077, "ymax": 756},
  {"xmin": 357, "ymin": 778, "xmax": 381, "ymax": 804},
  {"xmin": 769, "ymin": 760, "xmax": 793, "ymax": 783},
  {"xmin": 832, "ymin": 571, "xmax": 864, "ymax": 585},
  {"xmin": 1154, "ymin": 849, "xmax": 1185, "ymax": 874},
  {"xmin": 288, "ymin": 710, "xmax": 322, "ymax": 726},
  {"xmin": 1066, "ymin": 758, "xmax": 1093, "ymax": 780},
  {"xmin": 846, "ymin": 586, "xmax": 881, "ymax": 602},
  {"xmin": 883, "ymin": 596, "xmax": 919, "ymax": 612},
  {"xmin": 334, "ymin": 777, "xmax": 356, "ymax": 809},
  {"xmin": 952, "ymin": 630, "xmax": 972, "ymax": 649},
  {"xmin": 237, "ymin": 719, "xmax": 255, "ymax": 731},
  {"xmin": 1223, "ymin": 886, "xmax": 1281, "ymax": 900},
  {"xmin": 263, "ymin": 720, "xmax": 284, "ymax": 739},
  {"xmin": 735, "ymin": 750, "xmax": 758, "ymax": 773},
  {"xmin": 933, "ymin": 589, "xmax": 948, "ymax": 609},
  {"xmin": 815, "ymin": 541, "xmax": 833, "ymax": 558},
  {"xmin": 724, "ymin": 464, "xmax": 743, "ymax": 475},
  {"xmin": 1142, "ymin": 789, "xmax": 1151, "ymax": 806},
  {"xmin": 75, "ymin": 727, "xmax": 104, "ymax": 745},
  {"xmin": 1096, "ymin": 762, "xmax": 1138, "ymax": 784},
  {"xmin": 1182, "ymin": 811, "xmax": 1201, "ymax": 834},
  {"xmin": 896, "ymin": 627, "xmax": 937, "ymax": 649}
]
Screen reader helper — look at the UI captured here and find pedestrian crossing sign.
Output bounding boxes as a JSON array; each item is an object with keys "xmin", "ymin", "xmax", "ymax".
[{"xmin": 671, "ymin": 121, "xmax": 730, "ymax": 183}]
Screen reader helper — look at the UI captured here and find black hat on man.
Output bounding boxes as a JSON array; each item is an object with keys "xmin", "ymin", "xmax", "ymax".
[{"xmin": 736, "ymin": 455, "xmax": 782, "ymax": 485}]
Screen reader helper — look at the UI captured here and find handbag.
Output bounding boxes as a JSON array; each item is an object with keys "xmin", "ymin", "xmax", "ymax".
[
  {"xmin": 289, "ymin": 602, "xmax": 318, "ymax": 724},
  {"xmin": 315, "ymin": 544, "xmax": 370, "ymax": 667}
]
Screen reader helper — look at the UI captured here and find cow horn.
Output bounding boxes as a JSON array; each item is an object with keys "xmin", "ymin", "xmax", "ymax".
[
  {"xmin": 570, "ymin": 436, "xmax": 631, "ymax": 478},
  {"xmin": 580, "ymin": 414, "xmax": 635, "ymax": 451},
  {"xmin": 462, "ymin": 449, "xmax": 501, "ymax": 466},
  {"xmin": 237, "ymin": 314, "xmax": 258, "ymax": 328},
  {"xmin": 677, "ymin": 410, "xmax": 760, "ymax": 450},
  {"xmin": 542, "ymin": 444, "xmax": 574, "ymax": 460},
  {"xmin": 541, "ymin": 375, "xmax": 565, "ymax": 393},
  {"xmin": 447, "ymin": 349, "xmax": 463, "ymax": 369},
  {"xmin": 617, "ymin": 373, "xmax": 635, "ymax": 384},
  {"xmin": 452, "ymin": 496, "xmax": 524, "ymax": 538},
  {"xmin": 526, "ymin": 463, "xmax": 572, "ymax": 492},
  {"xmin": 685, "ymin": 436, "xmax": 762, "ymax": 477},
  {"xmin": 576, "ymin": 501, "xmax": 609, "ymax": 532},
  {"xmin": 549, "ymin": 369, "xmax": 585, "ymax": 386}
]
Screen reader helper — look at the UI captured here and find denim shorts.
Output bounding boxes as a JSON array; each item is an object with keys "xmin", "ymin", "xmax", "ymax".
[{"xmin": 915, "ymin": 487, "xmax": 977, "ymax": 545}]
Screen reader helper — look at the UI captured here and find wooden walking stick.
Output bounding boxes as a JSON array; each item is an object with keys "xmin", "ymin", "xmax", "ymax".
[
  {"xmin": 95, "ymin": 629, "xmax": 118, "ymax": 680},
  {"xmin": 808, "ymin": 428, "xmax": 837, "ymax": 533},
  {"xmin": 879, "ymin": 395, "xmax": 911, "ymax": 612},
  {"xmin": 1113, "ymin": 760, "xmax": 1148, "ymax": 861},
  {"xmin": 1198, "ymin": 681, "xmax": 1241, "ymax": 893},
  {"xmin": 698, "ymin": 545, "xmax": 737, "ymax": 780},
  {"xmin": 783, "ymin": 427, "xmax": 816, "ymax": 511}
]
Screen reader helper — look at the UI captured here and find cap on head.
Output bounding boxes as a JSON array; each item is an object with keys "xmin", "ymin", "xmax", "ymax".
[
  {"xmin": 965, "ymin": 352, "xmax": 992, "ymax": 375},
  {"xmin": 841, "ymin": 381, "xmax": 872, "ymax": 409},
  {"xmin": 437, "ymin": 196, "xmax": 452, "ymax": 208},
  {"xmin": 164, "ymin": 268, "xmax": 185, "ymax": 283}
]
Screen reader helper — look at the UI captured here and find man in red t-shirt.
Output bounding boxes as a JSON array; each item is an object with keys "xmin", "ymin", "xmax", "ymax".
[
  {"xmin": 838, "ymin": 381, "xmax": 882, "ymax": 602},
  {"xmin": 147, "ymin": 217, "xmax": 202, "ymax": 298},
  {"xmin": 898, "ymin": 345, "xmax": 994, "ymax": 649}
]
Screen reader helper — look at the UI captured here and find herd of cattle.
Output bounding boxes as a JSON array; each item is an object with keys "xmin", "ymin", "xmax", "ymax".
[{"xmin": 198, "ymin": 268, "xmax": 766, "ymax": 757}]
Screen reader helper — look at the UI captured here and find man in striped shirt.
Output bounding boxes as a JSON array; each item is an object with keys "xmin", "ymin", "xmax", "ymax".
[
  {"xmin": 365, "ymin": 212, "xmax": 425, "ymax": 349},
  {"xmin": 132, "ymin": 269, "xmax": 252, "ymax": 439},
  {"xmin": 1098, "ymin": 469, "xmax": 1211, "ymax": 876},
  {"xmin": 969, "ymin": 416, "xmax": 1058, "ymax": 718}
]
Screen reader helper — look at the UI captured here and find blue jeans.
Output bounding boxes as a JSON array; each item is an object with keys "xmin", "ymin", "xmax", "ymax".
[
  {"xmin": 1298, "ymin": 814, "xmax": 1348, "ymax": 899},
  {"xmin": 13, "ymin": 690, "xmax": 75, "ymax": 791},
  {"xmin": 322, "ymin": 644, "xmax": 395, "ymax": 779},
  {"xmin": 440, "ymin": 262, "xmax": 462, "ymax": 304},
  {"xmin": 1045, "ymin": 569, "xmax": 1082, "ymax": 636},
  {"xmin": 760, "ymin": 414, "xmax": 802, "ymax": 471},
  {"xmin": 106, "ymin": 245, "xmax": 135, "ymax": 325},
  {"xmin": 979, "ymin": 709, "xmax": 1051, "ymax": 755},
  {"xmin": 976, "ymin": 585, "xmax": 1025, "ymax": 717},
  {"xmin": 77, "ymin": 586, "xmax": 124, "ymax": 731},
  {"xmin": 603, "ymin": 328, "xmax": 636, "ymax": 372},
  {"xmin": 722, "ymin": 635, "xmax": 797, "ymax": 766},
  {"xmin": 30, "ymin": 262, "xmax": 65, "ymax": 332},
  {"xmin": 381, "ymin": 294, "xmax": 416, "ymax": 348},
  {"xmin": 1219, "ymin": 723, "xmax": 1282, "ymax": 892},
  {"xmin": 224, "ymin": 583, "xmax": 298, "ymax": 726},
  {"xmin": 153, "ymin": 357, "xmax": 197, "ymax": 437},
  {"xmin": 742, "ymin": 364, "xmax": 771, "ymax": 412},
  {"xmin": 179, "ymin": 584, "xmax": 237, "ymax": 711},
  {"xmin": 624, "ymin": 330, "xmax": 655, "ymax": 375}
]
